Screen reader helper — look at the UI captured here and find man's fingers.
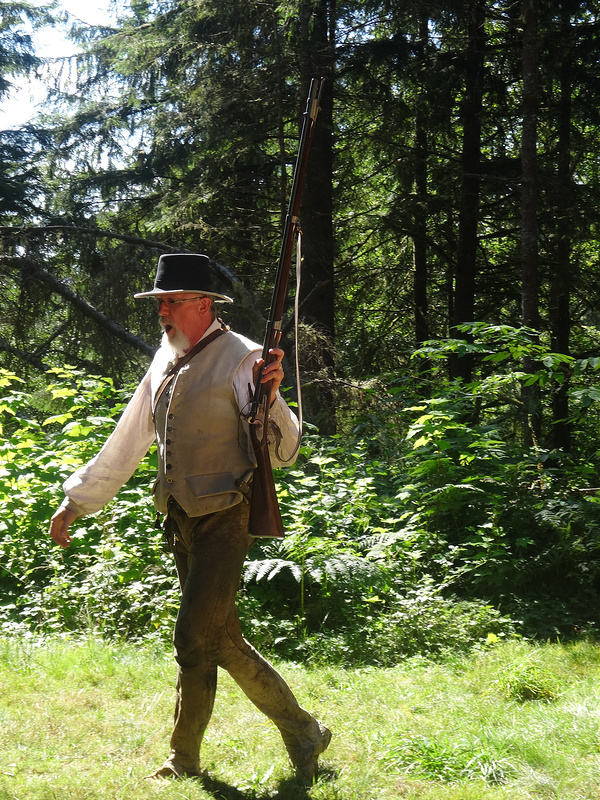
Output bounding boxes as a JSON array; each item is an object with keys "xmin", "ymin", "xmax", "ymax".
[
  {"xmin": 50, "ymin": 527, "xmax": 71, "ymax": 548},
  {"xmin": 261, "ymin": 362, "xmax": 283, "ymax": 380},
  {"xmin": 49, "ymin": 508, "xmax": 77, "ymax": 548},
  {"xmin": 50, "ymin": 523, "xmax": 71, "ymax": 548},
  {"xmin": 252, "ymin": 348, "xmax": 285, "ymax": 407},
  {"xmin": 254, "ymin": 352, "xmax": 284, "ymax": 382},
  {"xmin": 261, "ymin": 349, "xmax": 284, "ymax": 380}
]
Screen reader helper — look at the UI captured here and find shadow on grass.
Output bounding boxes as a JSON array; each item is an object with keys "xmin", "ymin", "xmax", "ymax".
[{"xmin": 200, "ymin": 770, "xmax": 337, "ymax": 799}]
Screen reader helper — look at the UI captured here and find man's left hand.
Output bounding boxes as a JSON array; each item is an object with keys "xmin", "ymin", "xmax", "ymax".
[{"xmin": 254, "ymin": 347, "xmax": 285, "ymax": 407}]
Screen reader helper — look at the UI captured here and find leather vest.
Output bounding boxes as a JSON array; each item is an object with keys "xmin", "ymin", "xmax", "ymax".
[{"xmin": 152, "ymin": 331, "xmax": 260, "ymax": 516}]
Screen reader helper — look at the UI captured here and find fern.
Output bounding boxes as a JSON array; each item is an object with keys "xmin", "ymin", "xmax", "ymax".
[
  {"xmin": 310, "ymin": 553, "xmax": 380, "ymax": 583},
  {"xmin": 244, "ymin": 558, "xmax": 302, "ymax": 583}
]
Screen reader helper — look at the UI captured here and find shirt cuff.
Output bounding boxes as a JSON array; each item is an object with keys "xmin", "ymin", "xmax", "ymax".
[{"xmin": 59, "ymin": 496, "xmax": 86, "ymax": 518}]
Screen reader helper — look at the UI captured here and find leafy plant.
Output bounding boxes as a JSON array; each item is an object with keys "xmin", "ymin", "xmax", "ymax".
[
  {"xmin": 498, "ymin": 654, "xmax": 562, "ymax": 702},
  {"xmin": 380, "ymin": 732, "xmax": 514, "ymax": 785}
]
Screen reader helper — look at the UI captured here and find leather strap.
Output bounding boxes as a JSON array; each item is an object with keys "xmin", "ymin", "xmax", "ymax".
[{"xmin": 152, "ymin": 328, "xmax": 226, "ymax": 418}]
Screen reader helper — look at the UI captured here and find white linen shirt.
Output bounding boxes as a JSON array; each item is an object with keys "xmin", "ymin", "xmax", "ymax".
[{"xmin": 61, "ymin": 319, "xmax": 300, "ymax": 517}]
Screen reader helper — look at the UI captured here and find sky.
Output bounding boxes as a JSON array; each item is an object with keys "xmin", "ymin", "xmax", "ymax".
[{"xmin": 0, "ymin": 0, "xmax": 118, "ymax": 127}]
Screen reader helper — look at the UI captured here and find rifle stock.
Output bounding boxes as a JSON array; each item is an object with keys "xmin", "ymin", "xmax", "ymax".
[
  {"xmin": 248, "ymin": 78, "xmax": 323, "ymax": 538},
  {"xmin": 248, "ymin": 405, "xmax": 284, "ymax": 538}
]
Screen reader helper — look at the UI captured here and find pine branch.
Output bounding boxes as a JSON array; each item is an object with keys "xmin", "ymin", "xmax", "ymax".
[
  {"xmin": 31, "ymin": 321, "xmax": 70, "ymax": 358},
  {"xmin": 0, "ymin": 255, "xmax": 156, "ymax": 358},
  {"xmin": 0, "ymin": 226, "xmax": 266, "ymax": 329},
  {"xmin": 0, "ymin": 224, "xmax": 170, "ymax": 250}
]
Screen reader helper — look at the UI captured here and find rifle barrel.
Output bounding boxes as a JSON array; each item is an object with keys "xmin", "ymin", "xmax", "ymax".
[{"xmin": 247, "ymin": 77, "xmax": 323, "ymax": 538}]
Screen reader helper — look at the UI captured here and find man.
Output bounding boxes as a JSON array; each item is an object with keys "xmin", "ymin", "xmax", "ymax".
[{"xmin": 48, "ymin": 253, "xmax": 331, "ymax": 783}]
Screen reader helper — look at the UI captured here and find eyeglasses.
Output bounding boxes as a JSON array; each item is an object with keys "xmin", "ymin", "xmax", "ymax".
[{"xmin": 156, "ymin": 295, "xmax": 207, "ymax": 309}]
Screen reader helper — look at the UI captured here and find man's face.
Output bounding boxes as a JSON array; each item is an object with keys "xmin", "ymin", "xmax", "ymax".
[{"xmin": 157, "ymin": 293, "xmax": 211, "ymax": 355}]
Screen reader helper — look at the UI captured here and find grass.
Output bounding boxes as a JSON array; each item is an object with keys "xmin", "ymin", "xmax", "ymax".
[{"xmin": 0, "ymin": 636, "xmax": 595, "ymax": 800}]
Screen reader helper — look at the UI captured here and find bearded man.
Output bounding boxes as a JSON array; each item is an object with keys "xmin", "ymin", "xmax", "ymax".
[{"xmin": 49, "ymin": 253, "xmax": 331, "ymax": 783}]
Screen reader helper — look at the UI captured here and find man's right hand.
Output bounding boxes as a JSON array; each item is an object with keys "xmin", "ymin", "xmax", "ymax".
[{"xmin": 49, "ymin": 506, "xmax": 78, "ymax": 548}]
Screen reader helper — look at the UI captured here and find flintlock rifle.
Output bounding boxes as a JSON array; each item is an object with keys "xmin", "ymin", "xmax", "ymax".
[{"xmin": 247, "ymin": 77, "xmax": 323, "ymax": 538}]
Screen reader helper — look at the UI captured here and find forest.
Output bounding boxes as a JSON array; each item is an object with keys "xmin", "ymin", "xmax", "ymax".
[{"xmin": 1, "ymin": 0, "xmax": 599, "ymax": 659}]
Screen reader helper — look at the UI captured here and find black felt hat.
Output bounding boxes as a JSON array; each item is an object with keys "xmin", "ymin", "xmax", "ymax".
[{"xmin": 134, "ymin": 253, "xmax": 233, "ymax": 303}]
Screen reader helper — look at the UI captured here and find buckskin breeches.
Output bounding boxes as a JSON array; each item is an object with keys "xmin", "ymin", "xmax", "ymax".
[{"xmin": 164, "ymin": 498, "xmax": 321, "ymax": 774}]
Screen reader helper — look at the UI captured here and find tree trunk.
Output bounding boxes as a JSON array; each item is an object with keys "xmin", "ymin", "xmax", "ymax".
[
  {"xmin": 520, "ymin": 0, "xmax": 541, "ymax": 446},
  {"xmin": 297, "ymin": 0, "xmax": 336, "ymax": 433},
  {"xmin": 549, "ymin": 2, "xmax": 574, "ymax": 451},
  {"xmin": 450, "ymin": 0, "xmax": 485, "ymax": 383},
  {"xmin": 413, "ymin": 16, "xmax": 429, "ymax": 348}
]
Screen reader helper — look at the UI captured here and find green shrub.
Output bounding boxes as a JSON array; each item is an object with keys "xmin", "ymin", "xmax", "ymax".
[{"xmin": 0, "ymin": 331, "xmax": 598, "ymax": 661}]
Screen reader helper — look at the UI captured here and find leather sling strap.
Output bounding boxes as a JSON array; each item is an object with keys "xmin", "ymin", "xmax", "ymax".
[{"xmin": 152, "ymin": 328, "xmax": 226, "ymax": 418}]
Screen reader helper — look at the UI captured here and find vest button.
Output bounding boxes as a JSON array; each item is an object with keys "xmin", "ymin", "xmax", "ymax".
[
  {"xmin": 167, "ymin": 477, "xmax": 173, "ymax": 484},
  {"xmin": 168, "ymin": 414, "xmax": 174, "ymax": 419},
  {"xmin": 167, "ymin": 427, "xmax": 173, "ymax": 432},
  {"xmin": 166, "ymin": 439, "xmax": 171, "ymax": 445},
  {"xmin": 166, "ymin": 464, "xmax": 172, "ymax": 470}
]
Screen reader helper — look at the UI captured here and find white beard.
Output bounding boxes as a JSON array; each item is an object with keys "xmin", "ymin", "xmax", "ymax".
[{"xmin": 160, "ymin": 328, "xmax": 191, "ymax": 359}]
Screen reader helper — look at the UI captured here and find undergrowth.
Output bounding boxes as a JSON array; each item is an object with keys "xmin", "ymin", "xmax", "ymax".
[{"xmin": 0, "ymin": 325, "xmax": 598, "ymax": 658}]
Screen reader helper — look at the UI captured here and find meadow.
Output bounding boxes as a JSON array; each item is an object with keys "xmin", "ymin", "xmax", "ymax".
[{"xmin": 0, "ymin": 636, "xmax": 595, "ymax": 800}]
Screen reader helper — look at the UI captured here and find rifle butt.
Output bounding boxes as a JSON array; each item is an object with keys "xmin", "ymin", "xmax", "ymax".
[{"xmin": 248, "ymin": 434, "xmax": 285, "ymax": 539}]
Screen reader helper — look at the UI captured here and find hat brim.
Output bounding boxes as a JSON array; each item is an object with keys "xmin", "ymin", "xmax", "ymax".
[{"xmin": 133, "ymin": 288, "xmax": 233, "ymax": 303}]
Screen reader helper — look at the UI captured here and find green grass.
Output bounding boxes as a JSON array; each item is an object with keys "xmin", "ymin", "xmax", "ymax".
[{"xmin": 0, "ymin": 636, "xmax": 595, "ymax": 799}]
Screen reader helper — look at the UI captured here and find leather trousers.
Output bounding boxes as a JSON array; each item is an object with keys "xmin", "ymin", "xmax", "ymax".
[{"xmin": 164, "ymin": 498, "xmax": 322, "ymax": 774}]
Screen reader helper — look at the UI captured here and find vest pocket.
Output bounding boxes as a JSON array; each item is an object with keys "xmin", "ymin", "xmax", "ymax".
[{"xmin": 185, "ymin": 471, "xmax": 239, "ymax": 498}]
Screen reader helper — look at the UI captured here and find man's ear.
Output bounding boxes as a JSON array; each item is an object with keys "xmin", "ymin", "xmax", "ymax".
[{"xmin": 199, "ymin": 296, "xmax": 213, "ymax": 314}]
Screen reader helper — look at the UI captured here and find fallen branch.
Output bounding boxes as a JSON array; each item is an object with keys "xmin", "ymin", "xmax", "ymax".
[
  {"xmin": 0, "ymin": 226, "xmax": 264, "ymax": 328},
  {"xmin": 0, "ymin": 336, "xmax": 50, "ymax": 372},
  {"xmin": 1, "ymin": 255, "xmax": 156, "ymax": 358}
]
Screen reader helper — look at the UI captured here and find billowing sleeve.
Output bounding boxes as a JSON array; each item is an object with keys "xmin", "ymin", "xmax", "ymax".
[
  {"xmin": 233, "ymin": 351, "xmax": 300, "ymax": 468},
  {"xmin": 62, "ymin": 367, "xmax": 157, "ymax": 517}
]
